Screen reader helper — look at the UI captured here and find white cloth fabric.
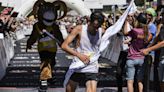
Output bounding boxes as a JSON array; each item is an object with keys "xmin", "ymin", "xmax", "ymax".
[
  {"xmin": 64, "ymin": 0, "xmax": 137, "ymax": 87},
  {"xmin": 15, "ymin": 30, "xmax": 25, "ymax": 40},
  {"xmin": 101, "ymin": 34, "xmax": 122, "ymax": 63},
  {"xmin": 60, "ymin": 24, "xmax": 68, "ymax": 39},
  {"xmin": 0, "ymin": 33, "xmax": 4, "ymax": 39},
  {"xmin": 99, "ymin": 0, "xmax": 137, "ymax": 52},
  {"xmin": 122, "ymin": 36, "xmax": 130, "ymax": 51},
  {"xmin": 0, "ymin": 35, "xmax": 14, "ymax": 79}
]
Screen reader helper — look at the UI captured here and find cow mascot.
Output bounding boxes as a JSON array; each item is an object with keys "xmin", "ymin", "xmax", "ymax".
[{"xmin": 26, "ymin": 0, "xmax": 67, "ymax": 91}]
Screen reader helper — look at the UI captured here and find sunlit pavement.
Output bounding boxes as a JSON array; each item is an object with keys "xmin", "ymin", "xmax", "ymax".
[{"xmin": 0, "ymin": 87, "xmax": 128, "ymax": 92}]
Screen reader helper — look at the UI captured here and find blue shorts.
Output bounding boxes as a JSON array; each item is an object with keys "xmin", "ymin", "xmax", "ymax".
[{"xmin": 126, "ymin": 59, "xmax": 144, "ymax": 80}]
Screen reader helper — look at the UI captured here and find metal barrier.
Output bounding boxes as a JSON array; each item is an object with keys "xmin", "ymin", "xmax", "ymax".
[{"xmin": 0, "ymin": 33, "xmax": 14, "ymax": 80}]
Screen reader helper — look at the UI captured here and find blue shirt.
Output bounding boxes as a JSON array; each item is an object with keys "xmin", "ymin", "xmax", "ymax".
[{"xmin": 148, "ymin": 22, "xmax": 157, "ymax": 43}]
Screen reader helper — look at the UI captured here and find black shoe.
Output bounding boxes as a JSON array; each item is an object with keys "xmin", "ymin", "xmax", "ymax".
[{"xmin": 39, "ymin": 80, "xmax": 48, "ymax": 91}]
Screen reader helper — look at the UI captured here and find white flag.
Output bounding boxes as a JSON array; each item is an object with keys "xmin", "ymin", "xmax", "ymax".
[{"xmin": 99, "ymin": 0, "xmax": 137, "ymax": 52}]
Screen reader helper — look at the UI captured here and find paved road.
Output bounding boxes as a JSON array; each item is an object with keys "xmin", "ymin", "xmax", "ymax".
[{"xmin": 0, "ymin": 87, "xmax": 128, "ymax": 92}]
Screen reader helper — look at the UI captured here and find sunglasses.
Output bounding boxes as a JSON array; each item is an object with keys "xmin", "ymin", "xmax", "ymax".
[
  {"xmin": 146, "ymin": 13, "xmax": 152, "ymax": 16},
  {"xmin": 128, "ymin": 15, "xmax": 133, "ymax": 17}
]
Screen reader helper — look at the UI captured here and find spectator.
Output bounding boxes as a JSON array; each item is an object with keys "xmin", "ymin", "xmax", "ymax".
[{"xmin": 123, "ymin": 13, "xmax": 151, "ymax": 92}]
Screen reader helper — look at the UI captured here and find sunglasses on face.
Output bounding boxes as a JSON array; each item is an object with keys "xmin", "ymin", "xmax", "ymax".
[
  {"xmin": 128, "ymin": 15, "xmax": 133, "ymax": 17},
  {"xmin": 146, "ymin": 13, "xmax": 152, "ymax": 16}
]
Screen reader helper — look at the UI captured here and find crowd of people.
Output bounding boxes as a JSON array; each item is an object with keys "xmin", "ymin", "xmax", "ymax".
[{"xmin": 0, "ymin": 13, "xmax": 36, "ymax": 41}]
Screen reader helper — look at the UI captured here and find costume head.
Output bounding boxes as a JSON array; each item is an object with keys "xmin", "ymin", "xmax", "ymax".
[{"xmin": 33, "ymin": 0, "xmax": 67, "ymax": 26}]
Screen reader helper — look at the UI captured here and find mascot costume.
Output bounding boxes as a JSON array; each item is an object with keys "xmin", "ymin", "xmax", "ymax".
[{"xmin": 26, "ymin": 0, "xmax": 67, "ymax": 91}]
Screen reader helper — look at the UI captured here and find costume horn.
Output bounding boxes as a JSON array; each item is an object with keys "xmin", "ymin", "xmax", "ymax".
[
  {"xmin": 53, "ymin": 0, "xmax": 67, "ymax": 20},
  {"xmin": 33, "ymin": 0, "xmax": 45, "ymax": 18}
]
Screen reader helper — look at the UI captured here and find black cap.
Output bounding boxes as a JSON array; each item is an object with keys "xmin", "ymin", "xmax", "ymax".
[{"xmin": 136, "ymin": 13, "xmax": 147, "ymax": 24}]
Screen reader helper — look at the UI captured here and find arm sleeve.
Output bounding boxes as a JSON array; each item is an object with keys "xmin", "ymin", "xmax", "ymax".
[
  {"xmin": 27, "ymin": 23, "xmax": 39, "ymax": 47},
  {"xmin": 149, "ymin": 24, "xmax": 157, "ymax": 36}
]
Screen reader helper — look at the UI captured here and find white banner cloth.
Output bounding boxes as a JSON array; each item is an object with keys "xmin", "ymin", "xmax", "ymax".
[{"xmin": 99, "ymin": 0, "xmax": 137, "ymax": 52}]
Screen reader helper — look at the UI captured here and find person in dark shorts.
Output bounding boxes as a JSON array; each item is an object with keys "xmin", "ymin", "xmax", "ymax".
[{"xmin": 61, "ymin": 11, "xmax": 105, "ymax": 92}]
